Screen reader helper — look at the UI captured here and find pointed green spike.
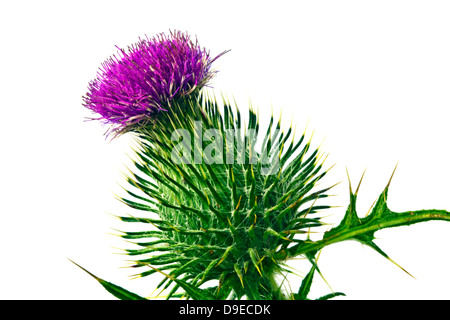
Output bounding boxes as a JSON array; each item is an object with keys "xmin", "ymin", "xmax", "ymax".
[
  {"xmin": 355, "ymin": 237, "xmax": 415, "ymax": 279},
  {"xmin": 146, "ymin": 264, "xmax": 216, "ymax": 300},
  {"xmin": 234, "ymin": 263, "xmax": 244, "ymax": 288},
  {"xmin": 355, "ymin": 168, "xmax": 367, "ymax": 196},
  {"xmin": 248, "ymin": 248, "xmax": 262, "ymax": 276},
  {"xmin": 69, "ymin": 259, "xmax": 146, "ymax": 300},
  {"xmin": 216, "ymin": 246, "xmax": 233, "ymax": 266},
  {"xmin": 297, "ymin": 262, "xmax": 316, "ymax": 300}
]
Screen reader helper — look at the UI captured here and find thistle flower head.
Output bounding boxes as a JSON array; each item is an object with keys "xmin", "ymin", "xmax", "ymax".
[{"xmin": 83, "ymin": 30, "xmax": 224, "ymax": 135}]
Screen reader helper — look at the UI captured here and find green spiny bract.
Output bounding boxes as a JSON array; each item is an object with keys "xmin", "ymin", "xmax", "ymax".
[{"xmin": 117, "ymin": 93, "xmax": 333, "ymax": 300}]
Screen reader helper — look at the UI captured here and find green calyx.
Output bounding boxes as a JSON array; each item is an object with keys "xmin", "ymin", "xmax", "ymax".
[{"xmin": 115, "ymin": 93, "xmax": 332, "ymax": 300}]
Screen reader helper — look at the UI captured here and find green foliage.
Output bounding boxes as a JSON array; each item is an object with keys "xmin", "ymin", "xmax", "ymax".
[
  {"xmin": 114, "ymin": 93, "xmax": 333, "ymax": 300},
  {"xmin": 76, "ymin": 93, "xmax": 450, "ymax": 300}
]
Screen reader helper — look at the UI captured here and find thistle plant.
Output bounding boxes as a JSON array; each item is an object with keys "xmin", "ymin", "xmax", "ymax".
[{"xmin": 77, "ymin": 30, "xmax": 450, "ymax": 300}]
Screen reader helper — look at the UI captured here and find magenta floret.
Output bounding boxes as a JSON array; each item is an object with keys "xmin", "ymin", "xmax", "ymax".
[{"xmin": 83, "ymin": 31, "xmax": 223, "ymax": 134}]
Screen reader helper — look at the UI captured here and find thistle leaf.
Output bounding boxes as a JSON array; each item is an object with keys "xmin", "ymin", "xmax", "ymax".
[
  {"xmin": 277, "ymin": 169, "xmax": 450, "ymax": 268},
  {"xmin": 69, "ymin": 259, "xmax": 146, "ymax": 300},
  {"xmin": 296, "ymin": 262, "xmax": 316, "ymax": 300}
]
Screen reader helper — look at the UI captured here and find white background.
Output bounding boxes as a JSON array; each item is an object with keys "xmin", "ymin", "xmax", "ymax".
[{"xmin": 1, "ymin": 0, "xmax": 450, "ymax": 300}]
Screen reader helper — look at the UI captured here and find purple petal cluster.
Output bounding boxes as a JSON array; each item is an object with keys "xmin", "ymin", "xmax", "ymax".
[{"xmin": 83, "ymin": 31, "xmax": 223, "ymax": 134}]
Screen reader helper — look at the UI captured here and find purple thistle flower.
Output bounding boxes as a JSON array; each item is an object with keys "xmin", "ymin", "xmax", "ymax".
[{"xmin": 83, "ymin": 30, "xmax": 225, "ymax": 135}]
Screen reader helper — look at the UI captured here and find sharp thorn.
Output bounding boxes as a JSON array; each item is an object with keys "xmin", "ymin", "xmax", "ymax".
[
  {"xmin": 67, "ymin": 258, "xmax": 100, "ymax": 281},
  {"xmin": 355, "ymin": 168, "xmax": 367, "ymax": 196},
  {"xmin": 386, "ymin": 162, "xmax": 399, "ymax": 190},
  {"xmin": 346, "ymin": 167, "xmax": 353, "ymax": 195},
  {"xmin": 387, "ymin": 256, "xmax": 415, "ymax": 279},
  {"xmin": 365, "ymin": 198, "xmax": 378, "ymax": 217}
]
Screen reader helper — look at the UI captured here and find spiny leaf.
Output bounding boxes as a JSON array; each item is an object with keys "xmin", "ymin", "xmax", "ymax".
[
  {"xmin": 119, "ymin": 197, "xmax": 157, "ymax": 212},
  {"xmin": 277, "ymin": 169, "xmax": 450, "ymax": 267},
  {"xmin": 69, "ymin": 259, "xmax": 146, "ymax": 300},
  {"xmin": 296, "ymin": 263, "xmax": 316, "ymax": 300},
  {"xmin": 119, "ymin": 230, "xmax": 164, "ymax": 239},
  {"xmin": 146, "ymin": 264, "xmax": 216, "ymax": 300}
]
